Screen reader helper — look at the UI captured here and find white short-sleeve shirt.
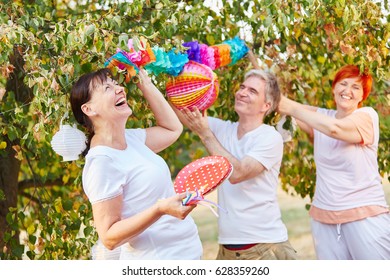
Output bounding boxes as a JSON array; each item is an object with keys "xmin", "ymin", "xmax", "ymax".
[
  {"xmin": 313, "ymin": 107, "xmax": 388, "ymax": 210},
  {"xmin": 83, "ymin": 129, "xmax": 202, "ymax": 259},
  {"xmin": 208, "ymin": 117, "xmax": 288, "ymax": 244}
]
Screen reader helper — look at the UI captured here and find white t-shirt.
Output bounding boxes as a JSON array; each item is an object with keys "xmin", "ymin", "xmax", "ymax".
[
  {"xmin": 208, "ymin": 117, "xmax": 288, "ymax": 244},
  {"xmin": 83, "ymin": 128, "xmax": 202, "ymax": 260},
  {"xmin": 91, "ymin": 239, "xmax": 121, "ymax": 260},
  {"xmin": 313, "ymin": 107, "xmax": 388, "ymax": 210}
]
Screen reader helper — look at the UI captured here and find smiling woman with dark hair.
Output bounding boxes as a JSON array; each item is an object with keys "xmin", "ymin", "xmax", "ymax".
[
  {"xmin": 278, "ymin": 65, "xmax": 390, "ymax": 260},
  {"xmin": 70, "ymin": 68, "xmax": 202, "ymax": 260}
]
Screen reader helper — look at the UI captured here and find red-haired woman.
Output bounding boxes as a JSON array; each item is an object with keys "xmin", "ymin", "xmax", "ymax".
[{"xmin": 278, "ymin": 65, "xmax": 390, "ymax": 259}]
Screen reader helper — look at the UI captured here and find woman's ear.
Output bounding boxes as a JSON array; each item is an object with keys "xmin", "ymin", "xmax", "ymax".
[{"xmin": 81, "ymin": 103, "xmax": 96, "ymax": 116}]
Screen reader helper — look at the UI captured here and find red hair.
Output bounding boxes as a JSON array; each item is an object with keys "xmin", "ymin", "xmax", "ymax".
[{"xmin": 332, "ymin": 65, "xmax": 373, "ymax": 107}]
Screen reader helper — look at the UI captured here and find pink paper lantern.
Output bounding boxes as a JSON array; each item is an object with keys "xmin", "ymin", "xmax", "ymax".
[{"xmin": 166, "ymin": 61, "xmax": 219, "ymax": 111}]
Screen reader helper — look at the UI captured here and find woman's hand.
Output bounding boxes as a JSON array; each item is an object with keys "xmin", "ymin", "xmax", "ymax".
[
  {"xmin": 156, "ymin": 193, "xmax": 197, "ymax": 220},
  {"xmin": 277, "ymin": 95, "xmax": 295, "ymax": 115},
  {"xmin": 247, "ymin": 49, "xmax": 261, "ymax": 70},
  {"xmin": 135, "ymin": 68, "xmax": 153, "ymax": 92},
  {"xmin": 134, "ymin": 68, "xmax": 183, "ymax": 153}
]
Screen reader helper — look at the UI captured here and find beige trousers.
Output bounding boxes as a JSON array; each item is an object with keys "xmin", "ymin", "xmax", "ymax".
[{"xmin": 216, "ymin": 240, "xmax": 298, "ymax": 260}]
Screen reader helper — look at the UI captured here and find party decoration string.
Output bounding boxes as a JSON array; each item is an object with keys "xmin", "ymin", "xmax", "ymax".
[
  {"xmin": 182, "ymin": 187, "xmax": 227, "ymax": 218},
  {"xmin": 104, "ymin": 36, "xmax": 248, "ymax": 111},
  {"xmin": 104, "ymin": 36, "xmax": 249, "ymax": 82}
]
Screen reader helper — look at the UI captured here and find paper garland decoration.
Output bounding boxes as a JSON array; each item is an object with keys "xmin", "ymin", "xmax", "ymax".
[
  {"xmin": 104, "ymin": 36, "xmax": 249, "ymax": 79},
  {"xmin": 104, "ymin": 36, "xmax": 248, "ymax": 111},
  {"xmin": 180, "ymin": 37, "xmax": 249, "ymax": 70},
  {"xmin": 104, "ymin": 51, "xmax": 139, "ymax": 83},
  {"xmin": 104, "ymin": 38, "xmax": 157, "ymax": 83},
  {"xmin": 104, "ymin": 36, "xmax": 249, "ymax": 75},
  {"xmin": 144, "ymin": 47, "xmax": 189, "ymax": 77}
]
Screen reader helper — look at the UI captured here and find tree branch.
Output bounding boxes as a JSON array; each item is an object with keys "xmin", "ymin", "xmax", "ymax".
[
  {"xmin": 19, "ymin": 191, "xmax": 41, "ymax": 204},
  {"xmin": 18, "ymin": 178, "xmax": 68, "ymax": 191}
]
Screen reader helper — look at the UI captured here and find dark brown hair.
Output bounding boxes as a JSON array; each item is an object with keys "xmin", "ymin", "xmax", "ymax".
[{"xmin": 70, "ymin": 68, "xmax": 112, "ymax": 156}]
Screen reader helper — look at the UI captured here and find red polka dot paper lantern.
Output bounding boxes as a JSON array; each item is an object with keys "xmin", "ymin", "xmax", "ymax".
[{"xmin": 174, "ymin": 155, "xmax": 233, "ymax": 196}]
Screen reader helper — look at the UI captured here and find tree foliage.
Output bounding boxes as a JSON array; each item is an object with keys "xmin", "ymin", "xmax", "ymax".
[{"xmin": 0, "ymin": 0, "xmax": 389, "ymax": 259}]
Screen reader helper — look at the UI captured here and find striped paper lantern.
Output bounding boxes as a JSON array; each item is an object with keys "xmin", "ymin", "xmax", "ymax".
[{"xmin": 166, "ymin": 61, "xmax": 219, "ymax": 111}]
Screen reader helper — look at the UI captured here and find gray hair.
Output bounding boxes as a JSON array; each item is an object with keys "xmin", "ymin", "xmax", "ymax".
[{"xmin": 244, "ymin": 69, "xmax": 281, "ymax": 116}]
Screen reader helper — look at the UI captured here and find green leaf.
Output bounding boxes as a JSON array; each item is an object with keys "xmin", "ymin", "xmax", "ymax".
[
  {"xmin": 29, "ymin": 234, "xmax": 37, "ymax": 244},
  {"xmin": 67, "ymin": 33, "xmax": 74, "ymax": 45},
  {"xmin": 62, "ymin": 199, "xmax": 73, "ymax": 211},
  {"xmin": 54, "ymin": 198, "xmax": 63, "ymax": 213},
  {"xmin": 118, "ymin": 33, "xmax": 129, "ymax": 49},
  {"xmin": 27, "ymin": 224, "xmax": 36, "ymax": 235},
  {"xmin": 85, "ymin": 24, "xmax": 96, "ymax": 37},
  {"xmin": 81, "ymin": 63, "xmax": 93, "ymax": 73},
  {"xmin": 26, "ymin": 251, "xmax": 35, "ymax": 260},
  {"xmin": 11, "ymin": 244, "xmax": 25, "ymax": 259},
  {"xmin": 83, "ymin": 226, "xmax": 94, "ymax": 237},
  {"xmin": 6, "ymin": 212, "xmax": 16, "ymax": 227},
  {"xmin": 0, "ymin": 141, "xmax": 7, "ymax": 149},
  {"xmin": 206, "ymin": 34, "xmax": 215, "ymax": 45},
  {"xmin": 317, "ymin": 56, "xmax": 326, "ymax": 64}
]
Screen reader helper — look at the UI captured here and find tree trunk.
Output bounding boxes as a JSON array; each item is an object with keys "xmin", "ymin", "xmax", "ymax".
[
  {"xmin": 0, "ymin": 45, "xmax": 32, "ymax": 253},
  {"xmin": 0, "ymin": 145, "xmax": 21, "ymax": 251}
]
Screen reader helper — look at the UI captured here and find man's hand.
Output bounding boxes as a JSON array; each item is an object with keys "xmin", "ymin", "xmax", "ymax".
[{"xmin": 171, "ymin": 106, "xmax": 210, "ymax": 136}]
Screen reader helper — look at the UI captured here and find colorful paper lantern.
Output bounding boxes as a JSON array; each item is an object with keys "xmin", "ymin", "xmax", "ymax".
[
  {"xmin": 174, "ymin": 155, "xmax": 232, "ymax": 217},
  {"xmin": 166, "ymin": 61, "xmax": 219, "ymax": 111},
  {"xmin": 174, "ymin": 155, "xmax": 233, "ymax": 197}
]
